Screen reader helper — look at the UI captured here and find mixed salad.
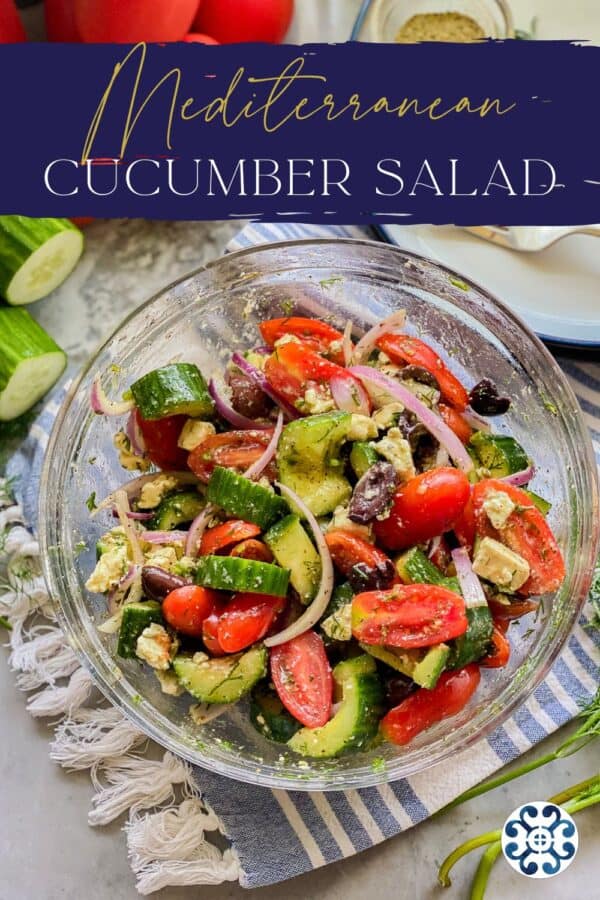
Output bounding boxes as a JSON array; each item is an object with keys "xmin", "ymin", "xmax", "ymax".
[{"xmin": 86, "ymin": 311, "xmax": 566, "ymax": 758}]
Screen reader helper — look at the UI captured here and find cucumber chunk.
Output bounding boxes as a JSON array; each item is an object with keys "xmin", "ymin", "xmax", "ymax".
[
  {"xmin": 360, "ymin": 642, "xmax": 450, "ymax": 689},
  {"xmin": 523, "ymin": 489, "xmax": 552, "ymax": 516},
  {"xmin": 207, "ymin": 466, "xmax": 288, "ymax": 529},
  {"xmin": 173, "ymin": 645, "xmax": 267, "ymax": 704},
  {"xmin": 277, "ymin": 411, "xmax": 352, "ymax": 516},
  {"xmin": 395, "ymin": 547, "xmax": 459, "ymax": 593},
  {"xmin": 349, "ymin": 441, "xmax": 379, "ymax": 479},
  {"xmin": 150, "ymin": 490, "xmax": 204, "ymax": 531},
  {"xmin": 250, "ymin": 683, "xmax": 301, "ymax": 743},
  {"xmin": 264, "ymin": 515, "xmax": 321, "ymax": 604},
  {"xmin": 131, "ymin": 363, "xmax": 214, "ymax": 420},
  {"xmin": 468, "ymin": 431, "xmax": 530, "ymax": 478},
  {"xmin": 287, "ymin": 655, "xmax": 383, "ymax": 758},
  {"xmin": 195, "ymin": 555, "xmax": 290, "ymax": 596},
  {"xmin": 0, "ymin": 308, "xmax": 66, "ymax": 421},
  {"xmin": 117, "ymin": 601, "xmax": 163, "ymax": 659},
  {"xmin": 0, "ymin": 216, "xmax": 84, "ymax": 306}
]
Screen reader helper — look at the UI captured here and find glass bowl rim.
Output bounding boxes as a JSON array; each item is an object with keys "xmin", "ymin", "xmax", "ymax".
[{"xmin": 39, "ymin": 236, "xmax": 599, "ymax": 791}]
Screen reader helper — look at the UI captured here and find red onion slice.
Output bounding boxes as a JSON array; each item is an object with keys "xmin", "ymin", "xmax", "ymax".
[
  {"xmin": 231, "ymin": 352, "xmax": 299, "ymax": 421},
  {"xmin": 463, "ymin": 407, "xmax": 492, "ymax": 433},
  {"xmin": 342, "ymin": 320, "xmax": 354, "ymax": 367},
  {"xmin": 351, "ymin": 310, "xmax": 406, "ymax": 365},
  {"xmin": 208, "ymin": 378, "xmax": 271, "ymax": 431},
  {"xmin": 111, "ymin": 508, "xmax": 154, "ymax": 522},
  {"xmin": 107, "ymin": 563, "xmax": 141, "ymax": 612},
  {"xmin": 500, "ymin": 465, "xmax": 535, "ymax": 487},
  {"xmin": 349, "ymin": 366, "xmax": 474, "ymax": 473},
  {"xmin": 451, "ymin": 547, "xmax": 488, "ymax": 608},
  {"xmin": 330, "ymin": 374, "xmax": 370, "ymax": 416},
  {"xmin": 141, "ymin": 530, "xmax": 189, "ymax": 544},
  {"xmin": 113, "ymin": 491, "xmax": 144, "ymax": 603},
  {"xmin": 90, "ymin": 374, "xmax": 135, "ymax": 417},
  {"xmin": 264, "ymin": 482, "xmax": 334, "ymax": 648},
  {"xmin": 243, "ymin": 411, "xmax": 284, "ymax": 481},
  {"xmin": 125, "ymin": 411, "xmax": 146, "ymax": 456},
  {"xmin": 185, "ymin": 504, "xmax": 216, "ymax": 558}
]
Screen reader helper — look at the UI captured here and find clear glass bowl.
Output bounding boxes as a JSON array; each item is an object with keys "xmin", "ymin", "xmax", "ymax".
[
  {"xmin": 352, "ymin": 0, "xmax": 514, "ymax": 41},
  {"xmin": 40, "ymin": 239, "xmax": 598, "ymax": 791}
]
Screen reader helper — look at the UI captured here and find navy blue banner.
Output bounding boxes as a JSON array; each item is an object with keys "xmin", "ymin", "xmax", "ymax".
[{"xmin": 0, "ymin": 40, "xmax": 598, "ymax": 223}]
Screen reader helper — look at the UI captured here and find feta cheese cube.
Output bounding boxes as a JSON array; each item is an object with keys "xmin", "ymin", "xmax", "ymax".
[
  {"xmin": 138, "ymin": 475, "xmax": 180, "ymax": 509},
  {"xmin": 328, "ymin": 505, "xmax": 373, "ymax": 542},
  {"xmin": 155, "ymin": 669, "xmax": 185, "ymax": 696},
  {"xmin": 177, "ymin": 419, "xmax": 216, "ymax": 451},
  {"xmin": 472, "ymin": 537, "xmax": 530, "ymax": 592},
  {"xmin": 144, "ymin": 545, "xmax": 180, "ymax": 571},
  {"xmin": 482, "ymin": 489, "xmax": 516, "ymax": 531},
  {"xmin": 135, "ymin": 623, "xmax": 173, "ymax": 670},
  {"xmin": 372, "ymin": 402, "xmax": 405, "ymax": 430},
  {"xmin": 374, "ymin": 428, "xmax": 416, "ymax": 481},
  {"xmin": 348, "ymin": 414, "xmax": 378, "ymax": 441},
  {"xmin": 321, "ymin": 602, "xmax": 352, "ymax": 642},
  {"xmin": 113, "ymin": 431, "xmax": 151, "ymax": 472}
]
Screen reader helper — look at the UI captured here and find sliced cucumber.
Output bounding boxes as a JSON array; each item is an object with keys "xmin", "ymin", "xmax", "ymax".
[
  {"xmin": 131, "ymin": 363, "xmax": 214, "ymax": 420},
  {"xmin": 173, "ymin": 645, "xmax": 267, "ymax": 704},
  {"xmin": 394, "ymin": 547, "xmax": 459, "ymax": 594},
  {"xmin": 117, "ymin": 601, "xmax": 163, "ymax": 659},
  {"xmin": 0, "ymin": 216, "xmax": 83, "ymax": 306},
  {"xmin": 195, "ymin": 555, "xmax": 290, "ymax": 596},
  {"xmin": 287, "ymin": 655, "xmax": 383, "ymax": 758},
  {"xmin": 250, "ymin": 683, "xmax": 301, "ymax": 743},
  {"xmin": 468, "ymin": 432, "xmax": 530, "ymax": 478},
  {"xmin": 207, "ymin": 466, "xmax": 288, "ymax": 529},
  {"xmin": 349, "ymin": 441, "xmax": 379, "ymax": 479},
  {"xmin": 321, "ymin": 582, "xmax": 354, "ymax": 643},
  {"xmin": 150, "ymin": 490, "xmax": 204, "ymax": 531},
  {"xmin": 524, "ymin": 489, "xmax": 552, "ymax": 516},
  {"xmin": 264, "ymin": 515, "xmax": 321, "ymax": 604},
  {"xmin": 360, "ymin": 642, "xmax": 449, "ymax": 689},
  {"xmin": 0, "ymin": 308, "xmax": 66, "ymax": 421}
]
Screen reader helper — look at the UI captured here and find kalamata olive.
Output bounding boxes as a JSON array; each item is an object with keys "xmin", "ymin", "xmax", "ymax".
[
  {"xmin": 349, "ymin": 461, "xmax": 398, "ymax": 525},
  {"xmin": 225, "ymin": 368, "xmax": 272, "ymax": 419},
  {"xmin": 384, "ymin": 673, "xmax": 419, "ymax": 708},
  {"xmin": 400, "ymin": 364, "xmax": 440, "ymax": 390},
  {"xmin": 395, "ymin": 410, "xmax": 428, "ymax": 450},
  {"xmin": 468, "ymin": 379, "xmax": 511, "ymax": 416},
  {"xmin": 141, "ymin": 566, "xmax": 189, "ymax": 602},
  {"xmin": 348, "ymin": 558, "xmax": 396, "ymax": 593}
]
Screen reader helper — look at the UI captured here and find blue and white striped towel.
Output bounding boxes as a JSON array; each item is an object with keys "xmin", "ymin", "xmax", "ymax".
[{"xmin": 8, "ymin": 223, "xmax": 599, "ymax": 889}]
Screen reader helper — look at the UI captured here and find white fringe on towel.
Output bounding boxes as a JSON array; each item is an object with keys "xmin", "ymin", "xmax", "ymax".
[{"xmin": 0, "ymin": 479, "xmax": 241, "ymax": 893}]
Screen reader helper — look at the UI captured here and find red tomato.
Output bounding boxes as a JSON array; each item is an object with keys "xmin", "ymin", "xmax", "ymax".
[
  {"xmin": 489, "ymin": 597, "xmax": 538, "ymax": 624},
  {"xmin": 184, "ymin": 32, "xmax": 219, "ymax": 43},
  {"xmin": 381, "ymin": 665, "xmax": 481, "ymax": 746},
  {"xmin": 452, "ymin": 493, "xmax": 476, "ymax": 551},
  {"xmin": 260, "ymin": 317, "xmax": 345, "ymax": 365},
  {"xmin": 70, "ymin": 216, "xmax": 94, "ymax": 227},
  {"xmin": 264, "ymin": 340, "xmax": 366, "ymax": 410},
  {"xmin": 162, "ymin": 585, "xmax": 220, "ymax": 638},
  {"xmin": 352, "ymin": 584, "xmax": 468, "ymax": 649},
  {"xmin": 202, "ymin": 601, "xmax": 227, "ymax": 656},
  {"xmin": 229, "ymin": 538, "xmax": 274, "ymax": 562},
  {"xmin": 217, "ymin": 592, "xmax": 285, "ymax": 653},
  {"xmin": 472, "ymin": 479, "xmax": 565, "ymax": 596},
  {"xmin": 325, "ymin": 529, "xmax": 395, "ymax": 591},
  {"xmin": 134, "ymin": 410, "xmax": 188, "ymax": 471},
  {"xmin": 0, "ymin": 0, "xmax": 26, "ymax": 42},
  {"xmin": 480, "ymin": 626, "xmax": 510, "ymax": 668},
  {"xmin": 74, "ymin": 0, "xmax": 198, "ymax": 42},
  {"xmin": 270, "ymin": 631, "xmax": 332, "ymax": 728},
  {"xmin": 376, "ymin": 333, "xmax": 469, "ymax": 411},
  {"xmin": 188, "ymin": 428, "xmax": 275, "ymax": 482},
  {"xmin": 45, "ymin": 0, "xmax": 80, "ymax": 41},
  {"xmin": 200, "ymin": 520, "xmax": 261, "ymax": 556},
  {"xmin": 193, "ymin": 0, "xmax": 293, "ymax": 44},
  {"xmin": 439, "ymin": 403, "xmax": 473, "ymax": 445},
  {"xmin": 374, "ymin": 468, "xmax": 471, "ymax": 551}
]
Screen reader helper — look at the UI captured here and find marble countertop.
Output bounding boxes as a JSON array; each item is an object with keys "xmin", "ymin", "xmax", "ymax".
[{"xmin": 2, "ymin": 3, "xmax": 599, "ymax": 899}]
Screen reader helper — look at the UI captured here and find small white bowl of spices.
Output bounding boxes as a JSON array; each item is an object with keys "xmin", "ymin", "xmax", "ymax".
[{"xmin": 352, "ymin": 0, "xmax": 514, "ymax": 42}]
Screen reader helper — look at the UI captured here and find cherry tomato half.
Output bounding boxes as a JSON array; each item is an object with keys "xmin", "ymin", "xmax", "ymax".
[
  {"xmin": 162, "ymin": 585, "xmax": 220, "ymax": 638},
  {"xmin": 270, "ymin": 631, "xmax": 332, "ymax": 728},
  {"xmin": 472, "ymin": 479, "xmax": 565, "ymax": 596},
  {"xmin": 376, "ymin": 333, "xmax": 469, "ymax": 411},
  {"xmin": 260, "ymin": 317, "xmax": 345, "ymax": 364},
  {"xmin": 325, "ymin": 529, "xmax": 395, "ymax": 592},
  {"xmin": 134, "ymin": 410, "xmax": 188, "ymax": 471},
  {"xmin": 202, "ymin": 600, "xmax": 227, "ymax": 656},
  {"xmin": 200, "ymin": 520, "xmax": 261, "ymax": 556},
  {"xmin": 193, "ymin": 0, "xmax": 294, "ymax": 44},
  {"xmin": 480, "ymin": 626, "xmax": 510, "ymax": 668},
  {"xmin": 184, "ymin": 32, "xmax": 219, "ymax": 44},
  {"xmin": 45, "ymin": 0, "xmax": 80, "ymax": 41},
  {"xmin": 217, "ymin": 592, "xmax": 285, "ymax": 653},
  {"xmin": 439, "ymin": 403, "xmax": 473, "ymax": 445},
  {"xmin": 229, "ymin": 538, "xmax": 274, "ymax": 562},
  {"xmin": 264, "ymin": 340, "xmax": 367, "ymax": 411},
  {"xmin": 374, "ymin": 467, "xmax": 471, "ymax": 551},
  {"xmin": 0, "ymin": 0, "xmax": 26, "ymax": 42},
  {"xmin": 352, "ymin": 584, "xmax": 468, "ymax": 649},
  {"xmin": 188, "ymin": 428, "xmax": 275, "ymax": 482},
  {"xmin": 74, "ymin": 0, "xmax": 198, "ymax": 42},
  {"xmin": 452, "ymin": 493, "xmax": 476, "ymax": 552},
  {"xmin": 380, "ymin": 664, "xmax": 481, "ymax": 746}
]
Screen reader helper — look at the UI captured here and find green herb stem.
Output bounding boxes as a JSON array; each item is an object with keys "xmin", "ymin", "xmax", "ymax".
[
  {"xmin": 470, "ymin": 842, "xmax": 502, "ymax": 900},
  {"xmin": 438, "ymin": 830, "xmax": 502, "ymax": 887}
]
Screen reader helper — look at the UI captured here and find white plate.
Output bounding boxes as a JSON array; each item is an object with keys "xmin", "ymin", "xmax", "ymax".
[{"xmin": 379, "ymin": 224, "xmax": 600, "ymax": 347}]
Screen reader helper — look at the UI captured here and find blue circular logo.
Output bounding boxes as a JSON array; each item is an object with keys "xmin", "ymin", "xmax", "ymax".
[{"xmin": 501, "ymin": 802, "xmax": 578, "ymax": 879}]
